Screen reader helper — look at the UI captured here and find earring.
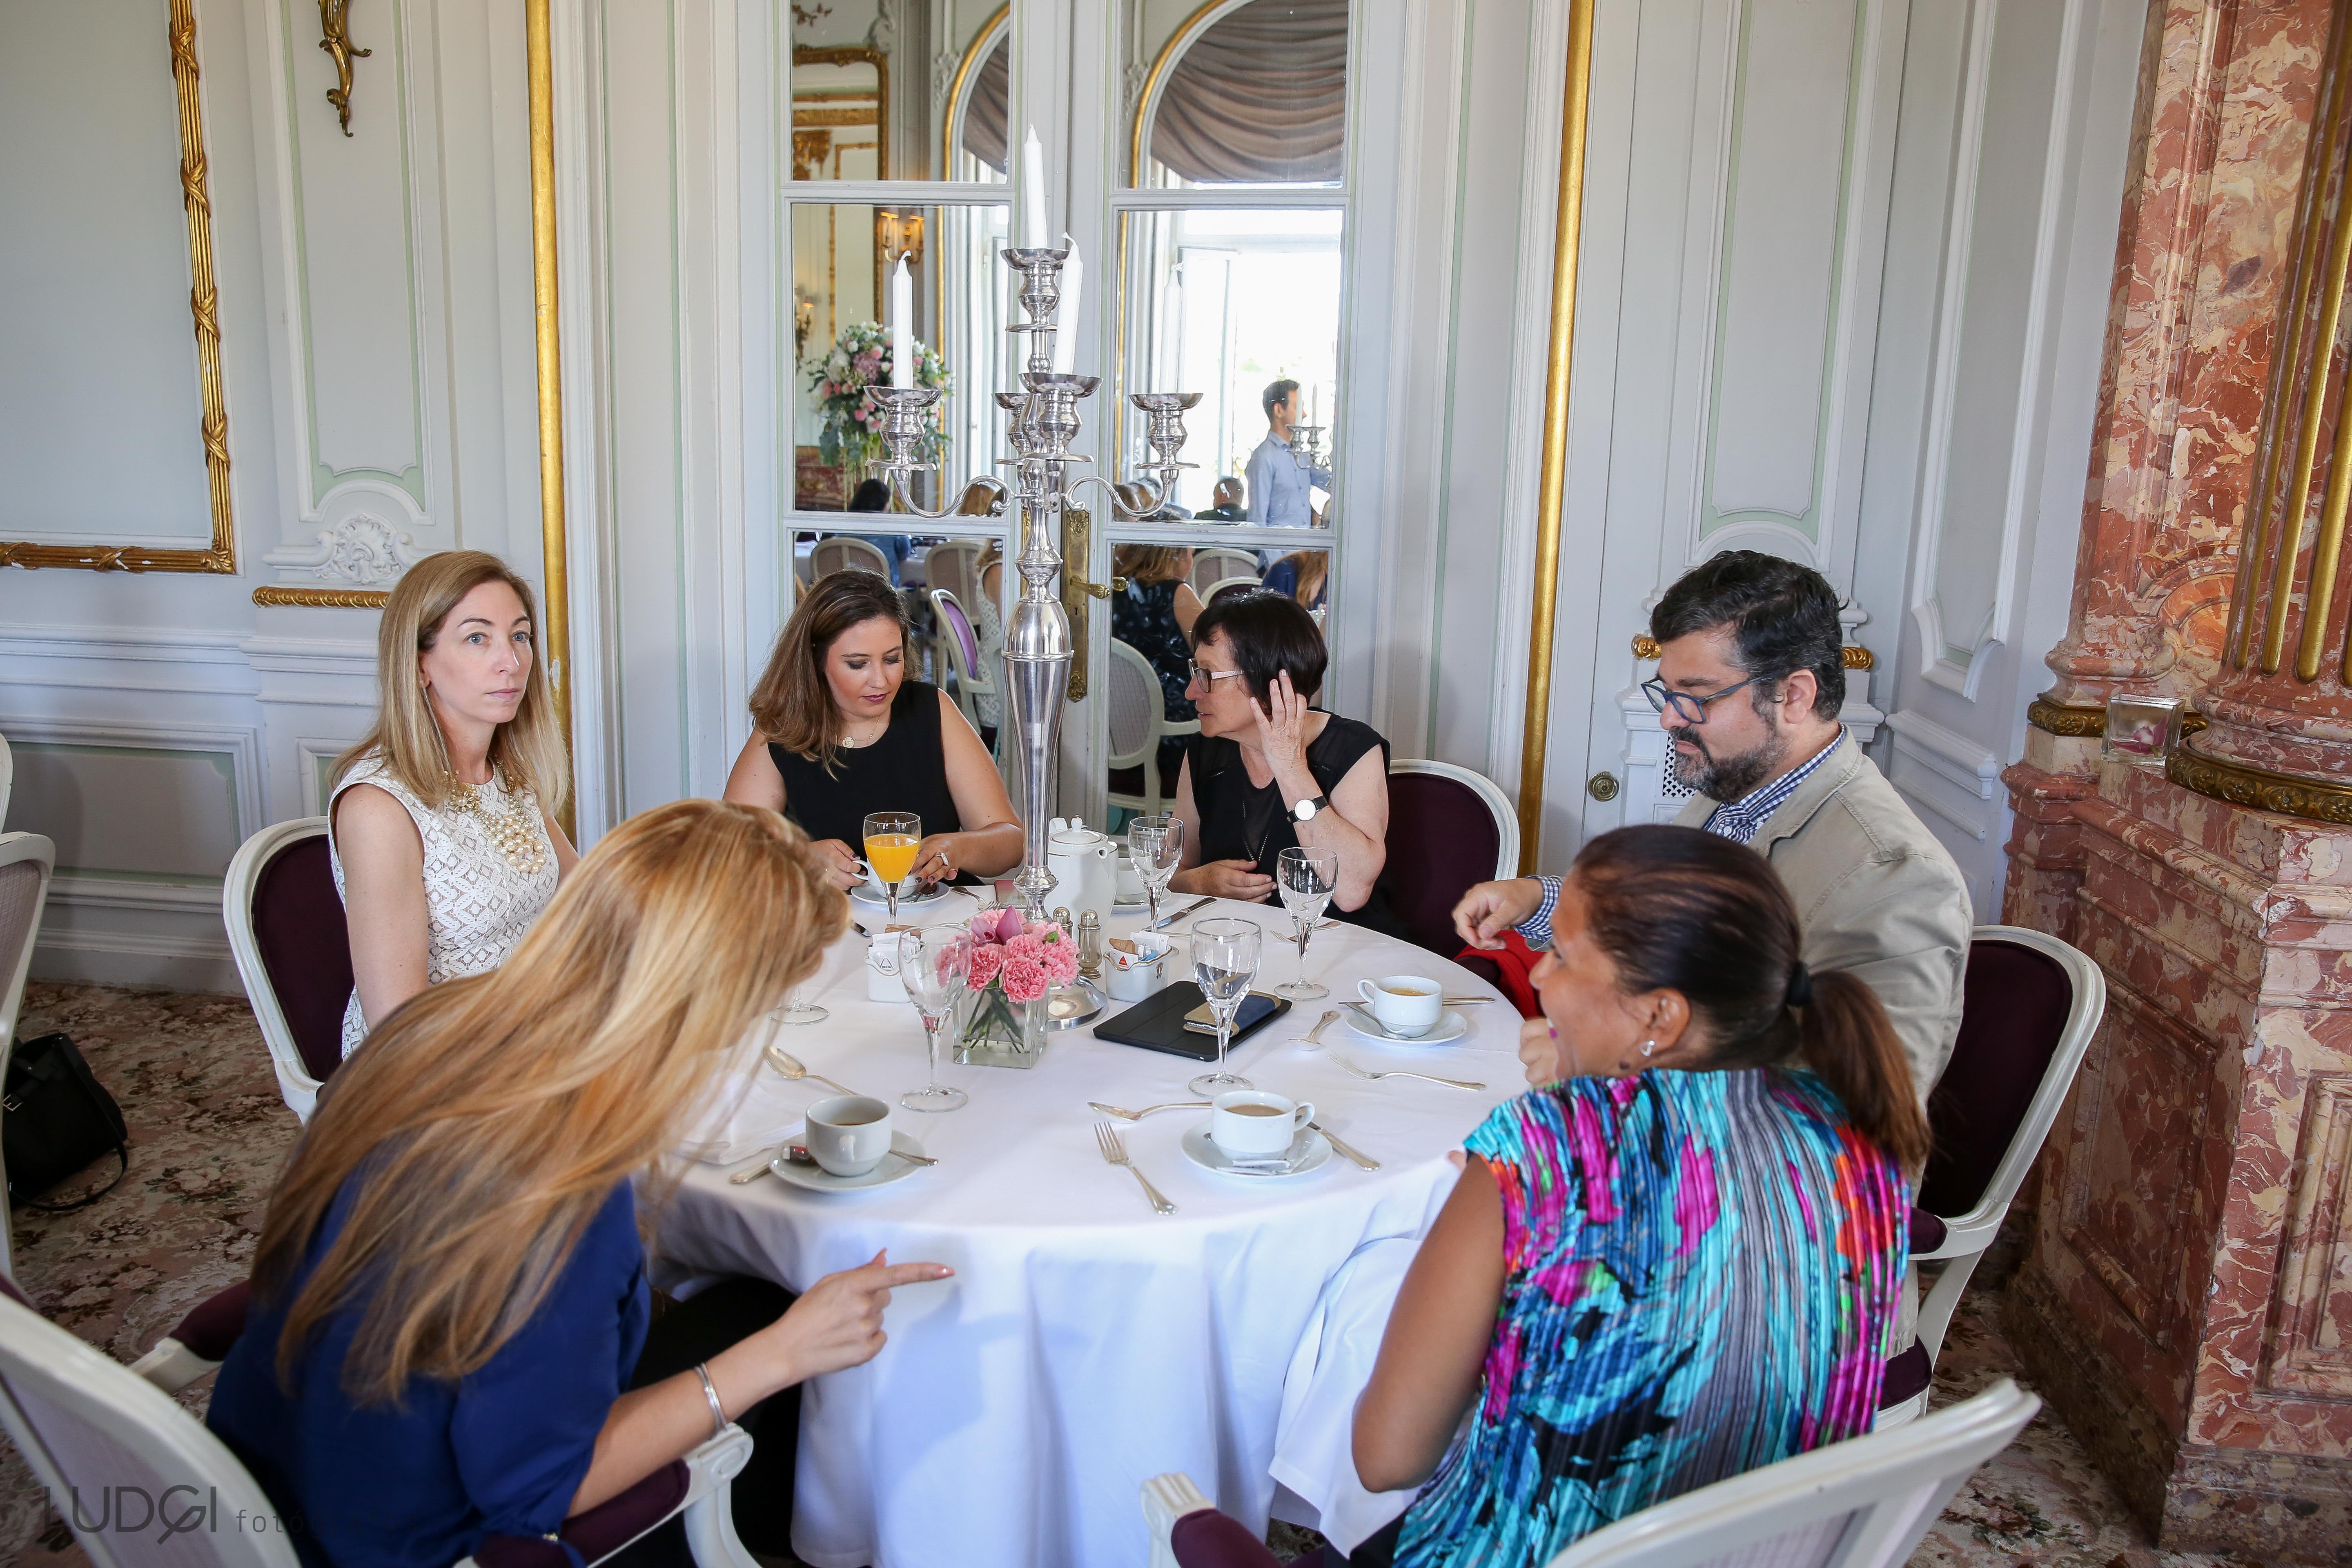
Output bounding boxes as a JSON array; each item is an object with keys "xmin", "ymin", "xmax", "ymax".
[{"xmin": 1639, "ymin": 1039, "xmax": 1655, "ymax": 1058}]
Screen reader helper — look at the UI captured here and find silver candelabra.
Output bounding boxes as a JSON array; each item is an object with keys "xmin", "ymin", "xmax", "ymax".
[{"xmin": 867, "ymin": 245, "xmax": 1199, "ymax": 913}]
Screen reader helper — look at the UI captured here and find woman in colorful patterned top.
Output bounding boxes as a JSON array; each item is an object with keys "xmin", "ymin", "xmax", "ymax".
[{"xmin": 1350, "ymin": 825, "xmax": 1927, "ymax": 1568}]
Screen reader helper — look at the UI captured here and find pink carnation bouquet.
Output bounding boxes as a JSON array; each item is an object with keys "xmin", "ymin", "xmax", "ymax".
[{"xmin": 964, "ymin": 906, "xmax": 1080, "ymax": 1004}]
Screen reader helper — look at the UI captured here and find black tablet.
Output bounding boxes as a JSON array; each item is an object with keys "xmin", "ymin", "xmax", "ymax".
[{"xmin": 1093, "ymin": 982, "xmax": 1291, "ymax": 1063}]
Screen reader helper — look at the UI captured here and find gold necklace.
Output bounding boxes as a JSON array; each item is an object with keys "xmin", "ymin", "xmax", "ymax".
[{"xmin": 447, "ymin": 771, "xmax": 549, "ymax": 876}]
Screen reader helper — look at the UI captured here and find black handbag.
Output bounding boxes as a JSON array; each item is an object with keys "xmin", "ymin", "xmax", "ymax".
[{"xmin": 4, "ymin": 1033, "xmax": 129, "ymax": 1210}]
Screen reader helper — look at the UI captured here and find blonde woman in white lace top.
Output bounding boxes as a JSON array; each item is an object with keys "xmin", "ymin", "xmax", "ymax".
[{"xmin": 330, "ymin": 552, "xmax": 578, "ymax": 1056}]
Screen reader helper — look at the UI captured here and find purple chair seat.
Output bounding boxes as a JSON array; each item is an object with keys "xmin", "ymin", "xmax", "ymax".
[
  {"xmin": 1383, "ymin": 772, "xmax": 1503, "ymax": 961},
  {"xmin": 1171, "ymin": 1507, "xmax": 1290, "ymax": 1568},
  {"xmin": 167, "ymin": 1278, "xmax": 251, "ymax": 1361},
  {"xmin": 252, "ymin": 833, "xmax": 354, "ymax": 1085}
]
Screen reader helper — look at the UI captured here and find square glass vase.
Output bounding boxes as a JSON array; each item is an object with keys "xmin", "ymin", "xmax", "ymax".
[
  {"xmin": 953, "ymin": 983, "xmax": 1051, "ymax": 1069},
  {"xmin": 2103, "ymin": 693, "xmax": 2182, "ymax": 768}
]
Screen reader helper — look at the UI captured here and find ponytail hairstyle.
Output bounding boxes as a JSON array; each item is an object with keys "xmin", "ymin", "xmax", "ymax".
[{"xmin": 1570, "ymin": 824, "xmax": 1931, "ymax": 1172}]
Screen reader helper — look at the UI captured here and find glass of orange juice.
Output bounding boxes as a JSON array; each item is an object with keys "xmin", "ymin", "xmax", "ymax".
[{"xmin": 862, "ymin": 811, "xmax": 922, "ymax": 923}]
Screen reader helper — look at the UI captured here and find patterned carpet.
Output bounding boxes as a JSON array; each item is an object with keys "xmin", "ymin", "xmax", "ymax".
[{"xmin": 0, "ymin": 982, "xmax": 2259, "ymax": 1568}]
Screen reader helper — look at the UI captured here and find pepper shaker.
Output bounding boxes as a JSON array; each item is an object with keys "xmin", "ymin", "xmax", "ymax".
[{"xmin": 1077, "ymin": 909, "xmax": 1104, "ymax": 979}]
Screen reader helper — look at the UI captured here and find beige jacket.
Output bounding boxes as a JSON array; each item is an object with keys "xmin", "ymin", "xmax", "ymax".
[{"xmin": 1676, "ymin": 732, "xmax": 1971, "ymax": 1100}]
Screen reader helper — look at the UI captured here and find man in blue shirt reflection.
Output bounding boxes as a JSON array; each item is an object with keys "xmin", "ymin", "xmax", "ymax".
[{"xmin": 1243, "ymin": 379, "xmax": 1331, "ymax": 528}]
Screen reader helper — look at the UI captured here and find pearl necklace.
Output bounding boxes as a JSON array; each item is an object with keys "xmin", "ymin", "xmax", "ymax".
[{"xmin": 447, "ymin": 772, "xmax": 549, "ymax": 876}]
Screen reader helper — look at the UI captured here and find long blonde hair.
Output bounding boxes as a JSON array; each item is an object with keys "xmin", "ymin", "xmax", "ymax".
[
  {"xmin": 255, "ymin": 800, "xmax": 845, "ymax": 1399},
  {"xmin": 1113, "ymin": 544, "xmax": 1192, "ymax": 586},
  {"xmin": 332, "ymin": 551, "xmax": 570, "ymax": 812}
]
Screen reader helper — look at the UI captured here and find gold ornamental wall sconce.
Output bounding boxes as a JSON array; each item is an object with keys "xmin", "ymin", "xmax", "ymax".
[
  {"xmin": 876, "ymin": 210, "xmax": 926, "ymax": 268},
  {"xmin": 318, "ymin": 0, "xmax": 369, "ymax": 136}
]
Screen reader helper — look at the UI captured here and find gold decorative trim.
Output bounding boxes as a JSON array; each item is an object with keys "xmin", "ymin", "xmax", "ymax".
[
  {"xmin": 2027, "ymin": 698, "xmax": 2107, "ymax": 737},
  {"xmin": 793, "ymin": 46, "xmax": 888, "ymax": 180},
  {"xmin": 1517, "ymin": 0, "xmax": 1596, "ymax": 873},
  {"xmin": 1628, "ymin": 635, "xmax": 1869, "ymax": 669},
  {"xmin": 252, "ymin": 586, "xmax": 389, "ymax": 608},
  {"xmin": 4, "ymin": 0, "xmax": 236, "ymax": 576},
  {"xmin": 316, "ymin": 0, "xmax": 370, "ymax": 136},
  {"xmin": 527, "ymin": 0, "xmax": 576, "ymax": 834},
  {"xmin": 2026, "ymin": 696, "xmax": 2208, "ymax": 738},
  {"xmin": 941, "ymin": 5, "xmax": 1009, "ymax": 179},
  {"xmin": 2167, "ymin": 744, "xmax": 2352, "ymax": 826}
]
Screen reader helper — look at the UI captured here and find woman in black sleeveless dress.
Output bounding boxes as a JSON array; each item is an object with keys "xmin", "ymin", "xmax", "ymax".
[
  {"xmin": 1170, "ymin": 589, "xmax": 1405, "ymax": 939},
  {"xmin": 724, "ymin": 570, "xmax": 1022, "ymax": 890}
]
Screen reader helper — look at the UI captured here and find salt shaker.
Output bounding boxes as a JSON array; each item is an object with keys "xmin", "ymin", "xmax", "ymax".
[{"xmin": 1077, "ymin": 909, "xmax": 1104, "ymax": 979}]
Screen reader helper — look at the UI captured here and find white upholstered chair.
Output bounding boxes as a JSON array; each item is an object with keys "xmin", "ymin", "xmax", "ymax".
[
  {"xmin": 1189, "ymin": 548, "xmax": 1261, "ymax": 597},
  {"xmin": 1107, "ymin": 639, "xmax": 1198, "ymax": 819},
  {"xmin": 0, "ymin": 833, "xmax": 58, "ymax": 1276},
  {"xmin": 223, "ymin": 819, "xmax": 349, "ymax": 1123},
  {"xmin": 808, "ymin": 535, "xmax": 894, "ymax": 581},
  {"xmin": 1142, "ymin": 1379, "xmax": 2038, "ymax": 1568}
]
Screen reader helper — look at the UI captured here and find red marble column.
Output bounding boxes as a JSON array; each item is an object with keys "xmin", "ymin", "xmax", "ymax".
[{"xmin": 2000, "ymin": 1, "xmax": 2352, "ymax": 1560}]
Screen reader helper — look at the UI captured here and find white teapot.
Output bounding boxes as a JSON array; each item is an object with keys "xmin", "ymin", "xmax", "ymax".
[{"xmin": 1045, "ymin": 817, "xmax": 1119, "ymax": 929}]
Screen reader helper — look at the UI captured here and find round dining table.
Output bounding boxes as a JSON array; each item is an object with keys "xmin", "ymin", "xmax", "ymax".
[{"xmin": 653, "ymin": 892, "xmax": 1525, "ymax": 1568}]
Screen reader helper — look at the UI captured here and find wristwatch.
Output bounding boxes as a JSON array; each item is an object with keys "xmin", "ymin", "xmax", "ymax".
[{"xmin": 1291, "ymin": 793, "xmax": 1330, "ymax": 824}]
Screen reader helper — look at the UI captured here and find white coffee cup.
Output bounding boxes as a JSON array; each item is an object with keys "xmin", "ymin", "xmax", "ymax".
[
  {"xmin": 805, "ymin": 1095, "xmax": 893, "ymax": 1176},
  {"xmin": 1357, "ymin": 976, "xmax": 1443, "ymax": 1038},
  {"xmin": 1211, "ymin": 1090, "xmax": 1315, "ymax": 1159}
]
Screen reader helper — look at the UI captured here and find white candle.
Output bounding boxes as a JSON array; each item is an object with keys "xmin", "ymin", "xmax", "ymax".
[
  {"xmin": 1165, "ymin": 266, "xmax": 1184, "ymax": 381},
  {"xmin": 1021, "ymin": 125, "xmax": 1047, "ymax": 251},
  {"xmin": 891, "ymin": 256, "xmax": 913, "ymax": 389},
  {"xmin": 1051, "ymin": 237, "xmax": 1082, "ymax": 374}
]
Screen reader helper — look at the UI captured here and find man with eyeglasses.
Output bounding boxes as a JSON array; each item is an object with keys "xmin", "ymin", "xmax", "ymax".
[{"xmin": 1452, "ymin": 551, "xmax": 1971, "ymax": 1103}]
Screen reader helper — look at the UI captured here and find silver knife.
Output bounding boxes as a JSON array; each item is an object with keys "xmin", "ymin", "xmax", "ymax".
[
  {"xmin": 1147, "ymin": 895, "xmax": 1216, "ymax": 931},
  {"xmin": 1310, "ymin": 1121, "xmax": 1380, "ymax": 1170}
]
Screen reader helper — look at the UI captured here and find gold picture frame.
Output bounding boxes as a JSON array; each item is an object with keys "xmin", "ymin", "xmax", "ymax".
[{"xmin": 1, "ymin": 0, "xmax": 236, "ymax": 575}]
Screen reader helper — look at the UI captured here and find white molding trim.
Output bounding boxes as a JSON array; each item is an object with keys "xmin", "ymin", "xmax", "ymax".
[
  {"xmin": 0, "ymin": 713, "xmax": 265, "ymax": 848},
  {"xmin": 237, "ymin": 635, "xmax": 381, "ymax": 679},
  {"xmin": 1906, "ymin": 0, "xmax": 2089, "ymax": 702},
  {"xmin": 0, "ymin": 626, "xmax": 249, "ymax": 665},
  {"xmin": 47, "ymin": 877, "xmax": 225, "ymax": 915},
  {"xmin": 1884, "ymin": 707, "xmax": 2002, "ymax": 799}
]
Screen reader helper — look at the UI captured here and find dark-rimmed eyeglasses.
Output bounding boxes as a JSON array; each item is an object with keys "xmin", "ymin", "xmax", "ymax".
[{"xmin": 1642, "ymin": 674, "xmax": 1763, "ymax": 726}]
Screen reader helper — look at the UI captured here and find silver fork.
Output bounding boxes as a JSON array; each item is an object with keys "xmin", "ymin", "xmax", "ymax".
[
  {"xmin": 1094, "ymin": 1122, "xmax": 1176, "ymax": 1215},
  {"xmin": 1089, "ymin": 1100, "xmax": 1210, "ymax": 1121},
  {"xmin": 1329, "ymin": 1055, "xmax": 1485, "ymax": 1091}
]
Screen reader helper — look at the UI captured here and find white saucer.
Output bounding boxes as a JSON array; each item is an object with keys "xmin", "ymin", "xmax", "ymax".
[
  {"xmin": 1180, "ymin": 1123, "xmax": 1332, "ymax": 1179},
  {"xmin": 849, "ymin": 881, "xmax": 953, "ymax": 908},
  {"xmin": 763, "ymin": 1125, "xmax": 930, "ymax": 1191},
  {"xmin": 1342, "ymin": 1003, "xmax": 1470, "ymax": 1047}
]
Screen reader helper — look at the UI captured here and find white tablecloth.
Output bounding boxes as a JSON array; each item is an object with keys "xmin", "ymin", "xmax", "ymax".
[{"xmin": 652, "ymin": 896, "xmax": 1525, "ymax": 1568}]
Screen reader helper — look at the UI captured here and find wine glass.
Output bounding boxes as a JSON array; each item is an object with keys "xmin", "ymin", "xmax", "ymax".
[
  {"xmin": 863, "ymin": 811, "xmax": 921, "ymax": 925},
  {"xmin": 1128, "ymin": 814, "xmax": 1184, "ymax": 927},
  {"xmin": 776, "ymin": 986, "xmax": 828, "ymax": 1026},
  {"xmin": 1188, "ymin": 916, "xmax": 1261, "ymax": 1096},
  {"xmin": 898, "ymin": 925, "xmax": 971, "ymax": 1113},
  {"xmin": 1275, "ymin": 847, "xmax": 1338, "ymax": 1001}
]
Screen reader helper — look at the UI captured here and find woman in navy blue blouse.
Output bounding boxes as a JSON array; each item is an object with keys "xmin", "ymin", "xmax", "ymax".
[{"xmin": 209, "ymin": 801, "xmax": 952, "ymax": 1568}]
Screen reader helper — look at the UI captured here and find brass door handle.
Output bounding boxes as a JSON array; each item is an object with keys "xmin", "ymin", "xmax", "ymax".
[{"xmin": 1076, "ymin": 575, "xmax": 1129, "ymax": 600}]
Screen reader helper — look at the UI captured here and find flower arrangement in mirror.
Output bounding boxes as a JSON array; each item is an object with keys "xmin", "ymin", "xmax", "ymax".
[{"xmin": 808, "ymin": 321, "xmax": 953, "ymax": 480}]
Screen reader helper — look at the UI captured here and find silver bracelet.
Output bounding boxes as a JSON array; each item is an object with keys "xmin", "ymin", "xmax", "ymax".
[{"xmin": 692, "ymin": 1361, "xmax": 728, "ymax": 1439}]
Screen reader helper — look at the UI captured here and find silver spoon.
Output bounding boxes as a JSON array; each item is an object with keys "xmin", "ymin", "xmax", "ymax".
[
  {"xmin": 1292, "ymin": 1009, "xmax": 1342, "ymax": 1050},
  {"xmin": 764, "ymin": 1044, "xmax": 861, "ymax": 1097}
]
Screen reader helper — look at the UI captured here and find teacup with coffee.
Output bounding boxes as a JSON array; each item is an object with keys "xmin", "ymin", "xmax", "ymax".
[
  {"xmin": 805, "ymin": 1094, "xmax": 894, "ymax": 1176},
  {"xmin": 1210, "ymin": 1090, "xmax": 1315, "ymax": 1160},
  {"xmin": 1357, "ymin": 975, "xmax": 1443, "ymax": 1038}
]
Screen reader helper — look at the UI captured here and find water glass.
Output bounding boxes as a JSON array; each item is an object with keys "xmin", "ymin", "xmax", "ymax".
[
  {"xmin": 1128, "ymin": 814, "xmax": 1185, "ymax": 927},
  {"xmin": 898, "ymin": 925, "xmax": 971, "ymax": 1113},
  {"xmin": 1275, "ymin": 847, "xmax": 1338, "ymax": 1001},
  {"xmin": 1189, "ymin": 916, "xmax": 1261, "ymax": 1096}
]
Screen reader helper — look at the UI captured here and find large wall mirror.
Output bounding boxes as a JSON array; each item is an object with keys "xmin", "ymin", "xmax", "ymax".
[
  {"xmin": 1129, "ymin": 0, "xmax": 1348, "ymax": 190},
  {"xmin": 789, "ymin": 0, "xmax": 1009, "ymax": 185}
]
